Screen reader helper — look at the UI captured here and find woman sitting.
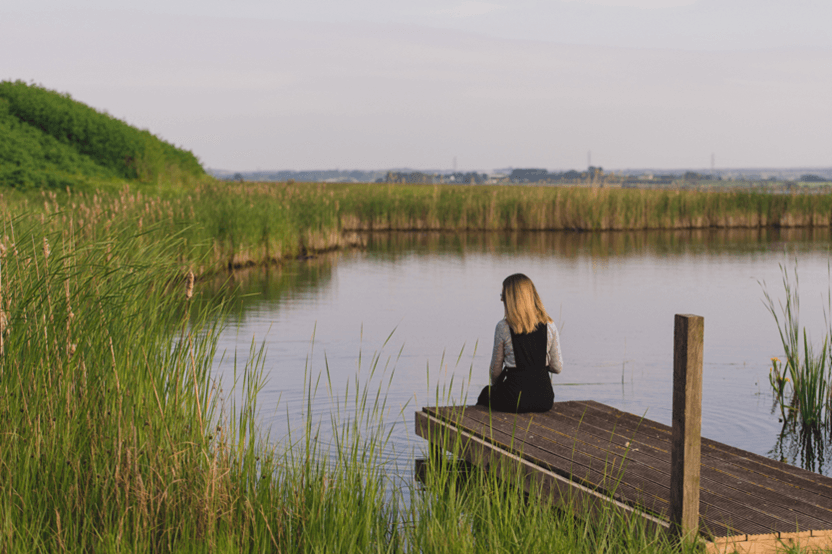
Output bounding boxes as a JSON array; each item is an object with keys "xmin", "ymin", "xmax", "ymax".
[{"xmin": 476, "ymin": 273, "xmax": 563, "ymax": 413}]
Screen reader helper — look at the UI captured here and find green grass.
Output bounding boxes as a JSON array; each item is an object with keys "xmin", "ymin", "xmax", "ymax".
[
  {"xmin": 5, "ymin": 182, "xmax": 832, "ymax": 276},
  {"xmin": 0, "ymin": 96, "xmax": 117, "ymax": 190},
  {"xmin": 2, "ymin": 81, "xmax": 830, "ymax": 269},
  {"xmin": 0, "ymin": 81, "xmax": 205, "ymax": 189},
  {"xmin": 0, "ymin": 214, "xmax": 229, "ymax": 550}
]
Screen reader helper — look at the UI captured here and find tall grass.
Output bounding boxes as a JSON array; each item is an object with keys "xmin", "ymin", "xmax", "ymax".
[
  {"xmin": 0, "ymin": 208, "xmax": 401, "ymax": 551},
  {"xmin": 0, "ymin": 213, "xmax": 252, "ymax": 550},
  {"xmin": 4, "ymin": 182, "xmax": 832, "ymax": 275},
  {"xmin": 332, "ymin": 183, "xmax": 832, "ymax": 232}
]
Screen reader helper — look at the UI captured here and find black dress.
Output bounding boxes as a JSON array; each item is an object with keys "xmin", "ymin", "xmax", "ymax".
[{"xmin": 476, "ymin": 322, "xmax": 554, "ymax": 413}]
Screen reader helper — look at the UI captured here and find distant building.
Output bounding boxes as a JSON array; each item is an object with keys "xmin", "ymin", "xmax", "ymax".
[
  {"xmin": 384, "ymin": 171, "xmax": 487, "ymax": 184},
  {"xmin": 509, "ymin": 168, "xmax": 549, "ymax": 183},
  {"xmin": 486, "ymin": 172, "xmax": 509, "ymax": 184}
]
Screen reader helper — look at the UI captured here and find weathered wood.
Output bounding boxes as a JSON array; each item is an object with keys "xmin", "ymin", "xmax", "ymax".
[
  {"xmin": 465, "ymin": 404, "xmax": 832, "ymax": 535},
  {"xmin": 570, "ymin": 400, "xmax": 832, "ymax": 502},
  {"xmin": 707, "ymin": 530, "xmax": 832, "ymax": 554},
  {"xmin": 670, "ymin": 314, "xmax": 704, "ymax": 541},
  {"xmin": 425, "ymin": 405, "xmax": 764, "ymax": 537},
  {"xmin": 446, "ymin": 407, "xmax": 675, "ymax": 520},
  {"xmin": 414, "ymin": 458, "xmax": 428, "ymax": 485},
  {"xmin": 414, "ymin": 456, "xmax": 473, "ymax": 486},
  {"xmin": 415, "ymin": 399, "xmax": 832, "ymax": 553},
  {"xmin": 415, "ymin": 409, "xmax": 672, "ymax": 536},
  {"xmin": 545, "ymin": 402, "xmax": 832, "ymax": 532}
]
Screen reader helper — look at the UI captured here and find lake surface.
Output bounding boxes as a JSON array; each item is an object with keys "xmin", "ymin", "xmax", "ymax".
[{"xmin": 202, "ymin": 228, "xmax": 832, "ymax": 476}]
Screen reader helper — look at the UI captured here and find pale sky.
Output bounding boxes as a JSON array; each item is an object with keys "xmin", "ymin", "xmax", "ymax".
[{"xmin": 2, "ymin": 0, "xmax": 830, "ymax": 171}]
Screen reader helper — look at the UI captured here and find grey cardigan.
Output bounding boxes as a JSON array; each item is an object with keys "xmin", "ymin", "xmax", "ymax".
[{"xmin": 489, "ymin": 319, "xmax": 563, "ymax": 383}]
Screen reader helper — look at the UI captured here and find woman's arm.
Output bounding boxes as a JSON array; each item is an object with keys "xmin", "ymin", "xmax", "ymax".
[
  {"xmin": 546, "ymin": 322, "xmax": 563, "ymax": 374},
  {"xmin": 489, "ymin": 321, "xmax": 506, "ymax": 384}
]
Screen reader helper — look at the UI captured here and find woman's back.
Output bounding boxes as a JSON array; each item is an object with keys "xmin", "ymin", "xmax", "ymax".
[{"xmin": 476, "ymin": 274, "xmax": 562, "ymax": 413}]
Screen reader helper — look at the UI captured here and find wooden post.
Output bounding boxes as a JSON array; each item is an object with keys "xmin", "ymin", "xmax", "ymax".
[{"xmin": 670, "ymin": 314, "xmax": 704, "ymax": 542}]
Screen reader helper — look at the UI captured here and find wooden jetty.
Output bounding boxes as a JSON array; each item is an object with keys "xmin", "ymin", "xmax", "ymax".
[{"xmin": 415, "ymin": 315, "xmax": 832, "ymax": 553}]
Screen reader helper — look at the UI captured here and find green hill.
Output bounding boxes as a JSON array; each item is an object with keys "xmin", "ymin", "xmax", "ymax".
[{"xmin": 0, "ymin": 80, "xmax": 205, "ymax": 189}]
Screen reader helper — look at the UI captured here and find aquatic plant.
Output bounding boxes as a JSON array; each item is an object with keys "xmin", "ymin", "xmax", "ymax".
[{"xmin": 762, "ymin": 262, "xmax": 832, "ymax": 430}]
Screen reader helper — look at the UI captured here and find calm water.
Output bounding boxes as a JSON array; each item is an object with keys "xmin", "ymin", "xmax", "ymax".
[{"xmin": 202, "ymin": 228, "xmax": 832, "ymax": 476}]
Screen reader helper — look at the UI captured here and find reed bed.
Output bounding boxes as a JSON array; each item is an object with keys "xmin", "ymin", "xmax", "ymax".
[
  {"xmin": 332, "ymin": 184, "xmax": 832, "ymax": 232},
  {"xmin": 0, "ymin": 213, "xmax": 254, "ymax": 550},
  {"xmin": 3, "ymin": 182, "xmax": 832, "ymax": 275},
  {"xmin": 0, "ymin": 210, "xmax": 399, "ymax": 551}
]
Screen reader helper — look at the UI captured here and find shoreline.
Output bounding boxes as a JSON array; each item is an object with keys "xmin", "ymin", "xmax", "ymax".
[
  {"xmin": 5, "ymin": 181, "xmax": 832, "ymax": 274},
  {"xmin": 216, "ymin": 223, "xmax": 832, "ymax": 272}
]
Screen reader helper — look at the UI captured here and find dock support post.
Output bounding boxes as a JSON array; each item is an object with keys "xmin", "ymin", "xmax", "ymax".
[{"xmin": 670, "ymin": 314, "xmax": 704, "ymax": 542}]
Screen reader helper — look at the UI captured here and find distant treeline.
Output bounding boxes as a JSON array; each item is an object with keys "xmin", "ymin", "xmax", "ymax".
[
  {"xmin": 508, "ymin": 167, "xmax": 604, "ymax": 183},
  {"xmin": 0, "ymin": 81, "xmax": 205, "ymax": 189},
  {"xmin": 217, "ymin": 169, "xmax": 389, "ymax": 183},
  {"xmin": 221, "ymin": 168, "xmax": 595, "ymax": 185},
  {"xmin": 218, "ymin": 167, "xmax": 832, "ymax": 187},
  {"xmin": 383, "ymin": 171, "xmax": 489, "ymax": 184}
]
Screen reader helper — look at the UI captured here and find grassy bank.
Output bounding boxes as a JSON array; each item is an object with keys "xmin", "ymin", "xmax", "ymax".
[
  {"xmin": 0, "ymin": 81, "xmax": 205, "ymax": 190},
  {"xmin": 3, "ymin": 182, "xmax": 832, "ymax": 272},
  {"xmin": 331, "ymin": 182, "xmax": 832, "ymax": 232}
]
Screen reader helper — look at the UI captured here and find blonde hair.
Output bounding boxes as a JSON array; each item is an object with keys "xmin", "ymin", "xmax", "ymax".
[{"xmin": 502, "ymin": 273, "xmax": 552, "ymax": 334}]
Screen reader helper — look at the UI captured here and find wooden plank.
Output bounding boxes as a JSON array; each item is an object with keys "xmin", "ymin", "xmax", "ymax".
[
  {"xmin": 425, "ymin": 406, "xmax": 758, "ymax": 537},
  {"xmin": 417, "ymin": 401, "xmax": 832, "ymax": 542},
  {"xmin": 542, "ymin": 403, "xmax": 832, "ymax": 530},
  {"xmin": 535, "ymin": 405, "xmax": 832, "ymax": 534},
  {"xmin": 429, "ymin": 407, "xmax": 672, "ymax": 511},
  {"xmin": 670, "ymin": 313, "xmax": 704, "ymax": 541},
  {"xmin": 707, "ymin": 530, "xmax": 832, "ymax": 554},
  {"xmin": 456, "ymin": 408, "xmax": 675, "ymax": 517},
  {"xmin": 415, "ymin": 410, "xmax": 672, "ymax": 537},
  {"xmin": 563, "ymin": 403, "xmax": 832, "ymax": 529},
  {"xmin": 450, "ymin": 406, "xmax": 797, "ymax": 537},
  {"xmin": 574, "ymin": 400, "xmax": 832, "ymax": 499},
  {"xmin": 560, "ymin": 401, "xmax": 832, "ymax": 507},
  {"xmin": 426, "ymin": 405, "xmax": 832, "ymax": 537},
  {"xmin": 475, "ymin": 407, "xmax": 832, "ymax": 535}
]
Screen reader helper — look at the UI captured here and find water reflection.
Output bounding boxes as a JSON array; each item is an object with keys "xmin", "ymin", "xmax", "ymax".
[
  {"xmin": 770, "ymin": 422, "xmax": 832, "ymax": 475},
  {"xmin": 195, "ymin": 253, "xmax": 338, "ymax": 314},
  {"xmin": 360, "ymin": 227, "xmax": 831, "ymax": 259},
  {"xmin": 198, "ymin": 228, "xmax": 830, "ymax": 317}
]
